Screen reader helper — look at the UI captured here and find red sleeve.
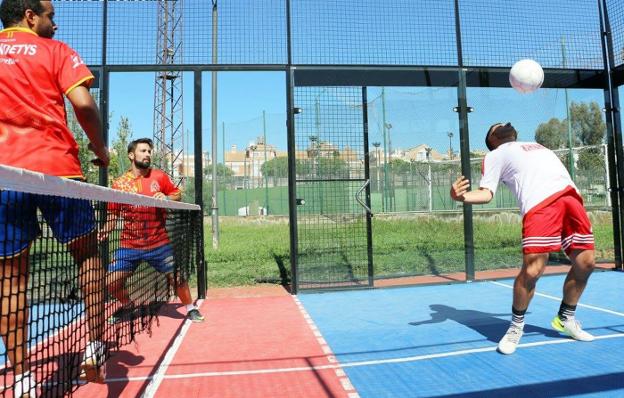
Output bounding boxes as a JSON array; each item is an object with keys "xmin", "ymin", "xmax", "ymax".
[
  {"xmin": 55, "ymin": 42, "xmax": 94, "ymax": 94},
  {"xmin": 158, "ymin": 171, "xmax": 180, "ymax": 196}
]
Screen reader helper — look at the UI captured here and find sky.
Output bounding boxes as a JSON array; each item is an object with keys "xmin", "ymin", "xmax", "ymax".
[
  {"xmin": 50, "ymin": 0, "xmax": 623, "ymax": 161},
  {"xmin": 108, "ymin": 71, "xmax": 607, "ymax": 159}
]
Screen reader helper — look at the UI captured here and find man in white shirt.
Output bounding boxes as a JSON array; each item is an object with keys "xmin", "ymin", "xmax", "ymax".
[{"xmin": 450, "ymin": 122, "xmax": 596, "ymax": 355}]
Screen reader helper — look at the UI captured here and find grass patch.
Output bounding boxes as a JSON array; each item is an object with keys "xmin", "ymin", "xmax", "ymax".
[{"xmin": 204, "ymin": 212, "xmax": 615, "ymax": 287}]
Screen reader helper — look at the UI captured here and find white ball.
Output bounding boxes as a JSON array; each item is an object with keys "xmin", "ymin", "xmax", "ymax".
[{"xmin": 509, "ymin": 59, "xmax": 544, "ymax": 93}]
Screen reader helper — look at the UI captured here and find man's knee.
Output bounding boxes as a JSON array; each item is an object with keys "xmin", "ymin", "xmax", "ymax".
[
  {"xmin": 68, "ymin": 232, "xmax": 98, "ymax": 264},
  {"xmin": 571, "ymin": 249, "xmax": 595, "ymax": 275},
  {"xmin": 523, "ymin": 253, "xmax": 548, "ymax": 275}
]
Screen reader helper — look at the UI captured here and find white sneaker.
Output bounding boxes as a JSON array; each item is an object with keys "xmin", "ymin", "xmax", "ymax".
[
  {"xmin": 551, "ymin": 316, "xmax": 595, "ymax": 342},
  {"xmin": 498, "ymin": 323, "xmax": 524, "ymax": 355},
  {"xmin": 14, "ymin": 371, "xmax": 37, "ymax": 398}
]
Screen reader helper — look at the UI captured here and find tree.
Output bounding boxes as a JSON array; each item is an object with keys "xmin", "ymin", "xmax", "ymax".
[
  {"xmin": 570, "ymin": 101, "xmax": 605, "ymax": 146},
  {"xmin": 68, "ymin": 109, "xmax": 99, "ymax": 183},
  {"xmin": 261, "ymin": 156, "xmax": 288, "ymax": 179},
  {"xmin": 535, "ymin": 118, "xmax": 567, "ymax": 149},
  {"xmin": 108, "ymin": 116, "xmax": 133, "ymax": 179},
  {"xmin": 534, "ymin": 101, "xmax": 605, "ymax": 150},
  {"xmin": 389, "ymin": 159, "xmax": 411, "ymax": 174},
  {"xmin": 317, "ymin": 154, "xmax": 348, "ymax": 179},
  {"xmin": 534, "ymin": 101, "xmax": 606, "ymax": 172}
]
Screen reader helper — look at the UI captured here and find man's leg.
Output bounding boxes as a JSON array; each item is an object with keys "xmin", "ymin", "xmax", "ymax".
[
  {"xmin": 513, "ymin": 253, "xmax": 549, "ymax": 310},
  {"xmin": 562, "ymin": 249, "xmax": 595, "ymax": 306},
  {"xmin": 165, "ymin": 273, "xmax": 203, "ymax": 323},
  {"xmin": 106, "ymin": 271, "xmax": 132, "ymax": 306},
  {"xmin": 498, "ymin": 252, "xmax": 548, "ymax": 355},
  {"xmin": 0, "ymin": 252, "xmax": 35, "ymax": 393},
  {"xmin": 68, "ymin": 232, "xmax": 106, "ymax": 383},
  {"xmin": 551, "ymin": 248, "xmax": 595, "ymax": 341}
]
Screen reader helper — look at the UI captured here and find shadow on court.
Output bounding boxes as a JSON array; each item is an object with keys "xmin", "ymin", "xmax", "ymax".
[
  {"xmin": 104, "ymin": 351, "xmax": 145, "ymax": 398},
  {"xmin": 429, "ymin": 371, "xmax": 624, "ymax": 398},
  {"xmin": 409, "ymin": 304, "xmax": 560, "ymax": 343}
]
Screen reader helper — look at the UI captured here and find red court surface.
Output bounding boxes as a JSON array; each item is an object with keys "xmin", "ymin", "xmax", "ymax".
[
  {"xmin": 73, "ymin": 286, "xmax": 357, "ymax": 398},
  {"xmin": 71, "ymin": 265, "xmax": 617, "ymax": 397}
]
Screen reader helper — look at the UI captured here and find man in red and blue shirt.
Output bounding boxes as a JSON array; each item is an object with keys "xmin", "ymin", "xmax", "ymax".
[
  {"xmin": 100, "ymin": 138, "xmax": 204, "ymax": 324},
  {"xmin": 0, "ymin": 1, "xmax": 109, "ymax": 394}
]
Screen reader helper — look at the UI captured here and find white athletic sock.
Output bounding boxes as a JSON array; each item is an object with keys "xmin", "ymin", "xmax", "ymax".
[
  {"xmin": 185, "ymin": 304, "xmax": 196, "ymax": 313},
  {"xmin": 85, "ymin": 340, "xmax": 104, "ymax": 360},
  {"xmin": 15, "ymin": 371, "xmax": 36, "ymax": 397}
]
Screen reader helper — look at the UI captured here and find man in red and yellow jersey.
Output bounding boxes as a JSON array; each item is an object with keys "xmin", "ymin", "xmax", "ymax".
[
  {"xmin": 99, "ymin": 138, "xmax": 204, "ymax": 324},
  {"xmin": 0, "ymin": 1, "xmax": 109, "ymax": 394}
]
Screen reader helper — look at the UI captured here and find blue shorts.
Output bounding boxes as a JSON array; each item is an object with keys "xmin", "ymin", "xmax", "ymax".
[
  {"xmin": 0, "ymin": 190, "xmax": 96, "ymax": 258},
  {"xmin": 109, "ymin": 244, "xmax": 175, "ymax": 274}
]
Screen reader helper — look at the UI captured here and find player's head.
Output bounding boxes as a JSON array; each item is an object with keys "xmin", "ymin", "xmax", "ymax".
[
  {"xmin": 485, "ymin": 122, "xmax": 517, "ymax": 151},
  {"xmin": 127, "ymin": 138, "xmax": 153, "ymax": 170},
  {"xmin": 0, "ymin": 0, "xmax": 56, "ymax": 38}
]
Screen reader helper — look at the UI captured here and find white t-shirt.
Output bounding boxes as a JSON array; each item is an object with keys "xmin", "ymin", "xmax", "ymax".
[{"xmin": 479, "ymin": 141, "xmax": 577, "ymax": 215}]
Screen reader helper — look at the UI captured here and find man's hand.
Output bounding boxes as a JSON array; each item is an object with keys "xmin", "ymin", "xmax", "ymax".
[
  {"xmin": 88, "ymin": 143, "xmax": 110, "ymax": 168},
  {"xmin": 97, "ymin": 229, "xmax": 109, "ymax": 243},
  {"xmin": 153, "ymin": 192, "xmax": 167, "ymax": 200},
  {"xmin": 450, "ymin": 176, "xmax": 470, "ymax": 202}
]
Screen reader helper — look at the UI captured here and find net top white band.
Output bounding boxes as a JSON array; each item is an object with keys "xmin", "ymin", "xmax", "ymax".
[{"xmin": 0, "ymin": 165, "xmax": 201, "ymax": 211}]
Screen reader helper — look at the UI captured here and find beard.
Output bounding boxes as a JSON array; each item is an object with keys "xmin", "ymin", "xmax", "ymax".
[{"xmin": 134, "ymin": 159, "xmax": 151, "ymax": 169}]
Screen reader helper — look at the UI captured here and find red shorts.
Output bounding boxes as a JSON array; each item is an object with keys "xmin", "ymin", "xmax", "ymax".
[{"xmin": 522, "ymin": 187, "xmax": 594, "ymax": 255}]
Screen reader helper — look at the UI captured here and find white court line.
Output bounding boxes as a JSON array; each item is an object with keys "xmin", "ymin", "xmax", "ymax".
[
  {"xmin": 489, "ymin": 281, "xmax": 624, "ymax": 317},
  {"xmin": 140, "ymin": 299, "xmax": 203, "ymax": 398},
  {"xmin": 105, "ymin": 332, "xmax": 624, "ymax": 383}
]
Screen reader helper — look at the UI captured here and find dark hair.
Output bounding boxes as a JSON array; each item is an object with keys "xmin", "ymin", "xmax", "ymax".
[
  {"xmin": 485, "ymin": 122, "xmax": 517, "ymax": 151},
  {"xmin": 0, "ymin": 0, "xmax": 44, "ymax": 28},
  {"xmin": 127, "ymin": 138, "xmax": 153, "ymax": 154}
]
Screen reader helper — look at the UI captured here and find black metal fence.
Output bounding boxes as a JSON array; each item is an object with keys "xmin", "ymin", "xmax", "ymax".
[{"xmin": 47, "ymin": 0, "xmax": 624, "ymax": 290}]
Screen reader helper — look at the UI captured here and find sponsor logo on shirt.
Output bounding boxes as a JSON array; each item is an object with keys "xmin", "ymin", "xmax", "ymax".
[
  {"xmin": 150, "ymin": 180, "xmax": 161, "ymax": 194},
  {"xmin": 0, "ymin": 44, "xmax": 37, "ymax": 56},
  {"xmin": 70, "ymin": 54, "xmax": 85, "ymax": 69},
  {"xmin": 521, "ymin": 143, "xmax": 545, "ymax": 152}
]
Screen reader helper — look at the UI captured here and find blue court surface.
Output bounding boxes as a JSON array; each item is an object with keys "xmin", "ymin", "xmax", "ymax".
[
  {"xmin": 299, "ymin": 271, "xmax": 624, "ymax": 398},
  {"xmin": 0, "ymin": 302, "xmax": 82, "ymax": 361}
]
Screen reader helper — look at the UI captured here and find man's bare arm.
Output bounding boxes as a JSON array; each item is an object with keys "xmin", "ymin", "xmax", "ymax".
[
  {"xmin": 450, "ymin": 176, "xmax": 493, "ymax": 204},
  {"xmin": 66, "ymin": 85, "xmax": 109, "ymax": 167}
]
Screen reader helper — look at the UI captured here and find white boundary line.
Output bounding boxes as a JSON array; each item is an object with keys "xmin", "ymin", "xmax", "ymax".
[
  {"xmin": 104, "ymin": 332, "xmax": 624, "ymax": 383},
  {"xmin": 489, "ymin": 281, "xmax": 624, "ymax": 317},
  {"xmin": 140, "ymin": 299, "xmax": 203, "ymax": 398},
  {"xmin": 292, "ymin": 296, "xmax": 360, "ymax": 398}
]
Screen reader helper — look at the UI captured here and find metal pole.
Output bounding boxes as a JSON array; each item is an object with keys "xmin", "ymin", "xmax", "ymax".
[
  {"xmin": 454, "ymin": 0, "xmax": 475, "ymax": 280},
  {"xmin": 263, "ymin": 110, "xmax": 269, "ymax": 215},
  {"xmin": 222, "ymin": 121, "xmax": 227, "ymax": 216},
  {"xmin": 99, "ymin": 0, "xmax": 109, "ymax": 188},
  {"xmin": 211, "ymin": 1, "xmax": 219, "ymax": 248},
  {"xmin": 562, "ymin": 38, "xmax": 575, "ymax": 180},
  {"xmin": 381, "ymin": 87, "xmax": 388, "ymax": 213},
  {"xmin": 285, "ymin": 0, "xmax": 299, "ymax": 293},
  {"xmin": 428, "ymin": 162, "xmax": 433, "ymax": 212},
  {"xmin": 604, "ymin": 143, "xmax": 611, "ymax": 207},
  {"xmin": 598, "ymin": 0, "xmax": 624, "ymax": 269},
  {"xmin": 244, "ymin": 155, "xmax": 248, "ymax": 215},
  {"xmin": 194, "ymin": 70, "xmax": 206, "ymax": 298}
]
